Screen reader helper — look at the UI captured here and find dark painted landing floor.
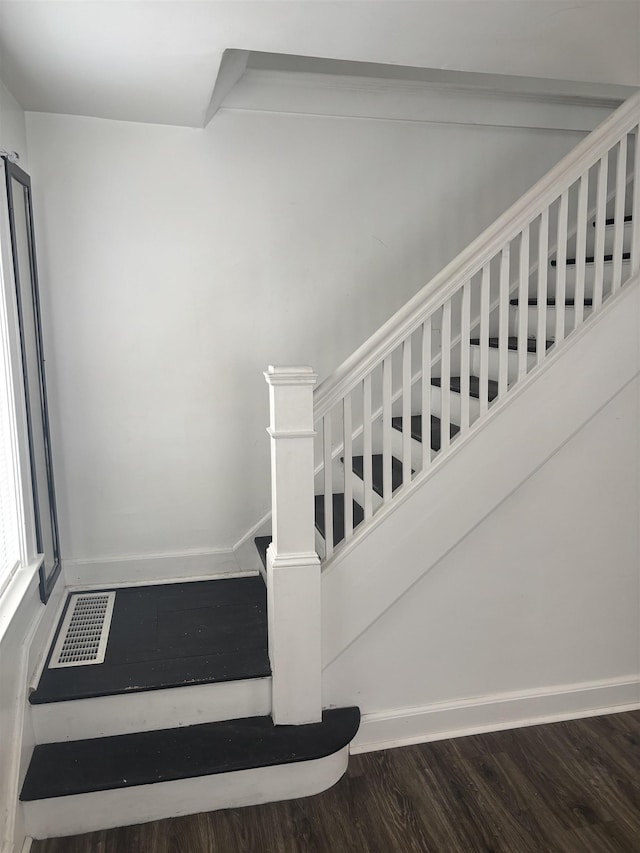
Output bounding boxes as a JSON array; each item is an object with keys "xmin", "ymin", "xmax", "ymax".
[{"xmin": 32, "ymin": 577, "xmax": 270, "ymax": 704}]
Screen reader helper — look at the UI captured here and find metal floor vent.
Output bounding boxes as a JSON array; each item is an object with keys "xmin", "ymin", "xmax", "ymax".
[{"xmin": 49, "ymin": 591, "xmax": 116, "ymax": 668}]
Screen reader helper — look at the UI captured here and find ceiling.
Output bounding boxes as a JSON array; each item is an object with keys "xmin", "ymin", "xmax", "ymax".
[{"xmin": 0, "ymin": 1, "xmax": 638, "ymax": 128}]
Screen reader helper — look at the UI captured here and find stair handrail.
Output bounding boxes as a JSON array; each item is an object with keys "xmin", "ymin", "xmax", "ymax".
[{"xmin": 314, "ymin": 90, "xmax": 640, "ymax": 419}]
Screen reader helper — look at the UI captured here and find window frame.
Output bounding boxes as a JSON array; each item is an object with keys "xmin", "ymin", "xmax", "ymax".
[{"xmin": 0, "ymin": 156, "xmax": 44, "ymax": 611}]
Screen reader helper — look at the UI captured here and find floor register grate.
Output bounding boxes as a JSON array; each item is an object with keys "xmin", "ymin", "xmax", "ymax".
[{"xmin": 48, "ymin": 591, "xmax": 116, "ymax": 668}]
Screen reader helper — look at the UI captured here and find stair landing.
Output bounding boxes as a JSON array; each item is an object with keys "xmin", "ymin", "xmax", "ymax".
[{"xmin": 31, "ymin": 577, "xmax": 270, "ymax": 704}]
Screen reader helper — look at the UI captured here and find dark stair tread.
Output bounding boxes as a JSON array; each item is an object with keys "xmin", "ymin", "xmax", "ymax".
[
  {"xmin": 254, "ymin": 536, "xmax": 271, "ymax": 571},
  {"xmin": 510, "ymin": 298, "xmax": 593, "ymax": 307},
  {"xmin": 552, "ymin": 252, "xmax": 630, "ymax": 267},
  {"xmin": 350, "ymin": 454, "xmax": 408, "ymax": 497},
  {"xmin": 391, "ymin": 415, "xmax": 459, "ymax": 451},
  {"xmin": 603, "ymin": 215, "xmax": 632, "ymax": 226},
  {"xmin": 432, "ymin": 375, "xmax": 499, "ymax": 401},
  {"xmin": 20, "ymin": 707, "xmax": 361, "ymax": 802},
  {"xmin": 314, "ymin": 494, "xmax": 364, "ymax": 545},
  {"xmin": 469, "ymin": 336, "xmax": 553, "ymax": 353}
]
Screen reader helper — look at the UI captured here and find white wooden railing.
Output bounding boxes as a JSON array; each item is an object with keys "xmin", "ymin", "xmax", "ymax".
[{"xmin": 264, "ymin": 91, "xmax": 640, "ymax": 724}]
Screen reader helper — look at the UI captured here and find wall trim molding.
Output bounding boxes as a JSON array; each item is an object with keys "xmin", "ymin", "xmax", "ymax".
[
  {"xmin": 223, "ymin": 69, "xmax": 620, "ymax": 132},
  {"xmin": 351, "ymin": 676, "xmax": 640, "ymax": 754},
  {"xmin": 0, "ymin": 571, "xmax": 44, "ymax": 853},
  {"xmin": 63, "ymin": 548, "xmax": 257, "ymax": 589}
]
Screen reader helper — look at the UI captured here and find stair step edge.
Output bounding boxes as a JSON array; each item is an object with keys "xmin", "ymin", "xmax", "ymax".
[{"xmin": 21, "ymin": 707, "xmax": 361, "ymax": 802}]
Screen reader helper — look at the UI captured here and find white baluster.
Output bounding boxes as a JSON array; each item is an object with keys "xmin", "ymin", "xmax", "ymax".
[
  {"xmin": 612, "ymin": 137, "xmax": 627, "ymax": 293},
  {"xmin": 574, "ymin": 173, "xmax": 588, "ymax": 326},
  {"xmin": 343, "ymin": 394, "xmax": 353, "ymax": 541},
  {"xmin": 555, "ymin": 192, "xmax": 568, "ymax": 343},
  {"xmin": 362, "ymin": 374, "xmax": 373, "ymax": 521},
  {"xmin": 632, "ymin": 126, "xmax": 640, "ymax": 276},
  {"xmin": 440, "ymin": 301, "xmax": 451, "ymax": 452},
  {"xmin": 382, "ymin": 355, "xmax": 392, "ymax": 502},
  {"xmin": 401, "ymin": 338, "xmax": 412, "ymax": 487},
  {"xmin": 537, "ymin": 209, "xmax": 549, "ymax": 365},
  {"xmin": 264, "ymin": 365, "xmax": 321, "ymax": 725},
  {"xmin": 498, "ymin": 245, "xmax": 510, "ymax": 397},
  {"xmin": 421, "ymin": 319, "xmax": 432, "ymax": 470},
  {"xmin": 460, "ymin": 281, "xmax": 471, "ymax": 430},
  {"xmin": 593, "ymin": 154, "xmax": 608, "ymax": 308},
  {"xmin": 322, "ymin": 413, "xmax": 333, "ymax": 559},
  {"xmin": 517, "ymin": 226, "xmax": 530, "ymax": 379},
  {"xmin": 479, "ymin": 264, "xmax": 490, "ymax": 414}
]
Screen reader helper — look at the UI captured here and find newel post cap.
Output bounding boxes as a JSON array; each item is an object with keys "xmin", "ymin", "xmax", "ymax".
[{"xmin": 264, "ymin": 365, "xmax": 318, "ymax": 386}]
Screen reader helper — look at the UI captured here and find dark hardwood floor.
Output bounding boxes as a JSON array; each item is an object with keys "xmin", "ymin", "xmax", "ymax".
[{"xmin": 33, "ymin": 710, "xmax": 640, "ymax": 852}]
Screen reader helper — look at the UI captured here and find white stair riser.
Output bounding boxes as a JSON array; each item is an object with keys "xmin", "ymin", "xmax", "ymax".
[
  {"xmin": 430, "ymin": 384, "xmax": 480, "ymax": 423},
  {"xmin": 510, "ymin": 306, "xmax": 593, "ymax": 338},
  {"xmin": 602, "ymin": 221, "xmax": 632, "ymax": 254},
  {"xmin": 548, "ymin": 259, "xmax": 631, "ymax": 298},
  {"xmin": 470, "ymin": 345, "xmax": 536, "ymax": 383},
  {"xmin": 31, "ymin": 677, "xmax": 272, "ymax": 743},
  {"xmin": 347, "ymin": 465, "xmax": 384, "ymax": 513},
  {"xmin": 24, "ymin": 746, "xmax": 349, "ymax": 839},
  {"xmin": 390, "ymin": 427, "xmax": 424, "ymax": 470}
]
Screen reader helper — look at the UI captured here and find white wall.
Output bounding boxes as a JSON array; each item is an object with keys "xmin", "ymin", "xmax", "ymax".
[
  {"xmin": 0, "ymin": 80, "xmax": 27, "ymax": 164},
  {"xmin": 25, "ymin": 103, "xmax": 593, "ymax": 575},
  {"xmin": 323, "ymin": 369, "xmax": 640, "ymax": 750}
]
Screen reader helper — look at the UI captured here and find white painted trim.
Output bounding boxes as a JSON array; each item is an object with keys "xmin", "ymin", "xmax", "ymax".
[
  {"xmin": 233, "ymin": 509, "xmax": 271, "ymax": 574},
  {"xmin": 21, "ymin": 838, "xmax": 32, "ymax": 853},
  {"xmin": 351, "ymin": 676, "xmax": 640, "ymax": 754},
  {"xmin": 27, "ymin": 580, "xmax": 67, "ymax": 693},
  {"xmin": 24, "ymin": 745, "xmax": 349, "ymax": 839},
  {"xmin": 0, "ymin": 571, "xmax": 45, "ymax": 853},
  {"xmin": 224, "ymin": 69, "xmax": 619, "ymax": 133},
  {"xmin": 0, "ymin": 560, "xmax": 41, "ymax": 644},
  {"xmin": 31, "ymin": 676, "xmax": 272, "ymax": 743},
  {"xmin": 62, "ymin": 547, "xmax": 254, "ymax": 588}
]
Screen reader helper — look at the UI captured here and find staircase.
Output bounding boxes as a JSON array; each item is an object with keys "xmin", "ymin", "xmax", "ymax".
[
  {"xmin": 18, "ymin": 92, "xmax": 640, "ymax": 842},
  {"xmin": 308, "ymin": 214, "xmax": 634, "ymax": 549},
  {"xmin": 20, "ymin": 578, "xmax": 359, "ymax": 839}
]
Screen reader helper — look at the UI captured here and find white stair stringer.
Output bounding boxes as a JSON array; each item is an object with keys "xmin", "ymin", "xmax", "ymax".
[
  {"xmin": 30, "ymin": 676, "xmax": 272, "ymax": 744},
  {"xmin": 23, "ymin": 745, "xmax": 349, "ymax": 839},
  {"xmin": 320, "ymin": 274, "xmax": 640, "ymax": 668}
]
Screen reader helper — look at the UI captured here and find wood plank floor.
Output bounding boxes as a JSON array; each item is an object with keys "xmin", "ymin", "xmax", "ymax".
[{"xmin": 33, "ymin": 710, "xmax": 640, "ymax": 852}]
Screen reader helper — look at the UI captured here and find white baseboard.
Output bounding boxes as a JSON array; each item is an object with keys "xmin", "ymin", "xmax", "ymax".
[
  {"xmin": 233, "ymin": 511, "xmax": 271, "ymax": 574},
  {"xmin": 351, "ymin": 676, "xmax": 640, "ymax": 754},
  {"xmin": 63, "ymin": 548, "xmax": 258, "ymax": 589}
]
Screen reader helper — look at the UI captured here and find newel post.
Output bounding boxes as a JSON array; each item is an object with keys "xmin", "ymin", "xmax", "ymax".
[{"xmin": 264, "ymin": 365, "xmax": 322, "ymax": 725}]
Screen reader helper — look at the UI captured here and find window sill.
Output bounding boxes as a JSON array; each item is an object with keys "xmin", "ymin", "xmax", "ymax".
[{"xmin": 0, "ymin": 556, "xmax": 43, "ymax": 644}]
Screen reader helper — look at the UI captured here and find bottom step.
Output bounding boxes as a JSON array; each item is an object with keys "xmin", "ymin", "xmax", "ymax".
[{"xmin": 22, "ymin": 707, "xmax": 360, "ymax": 839}]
